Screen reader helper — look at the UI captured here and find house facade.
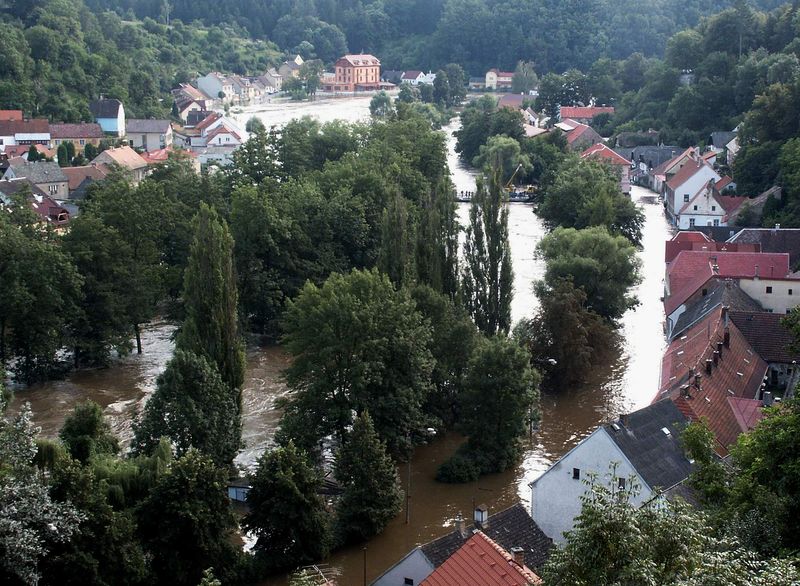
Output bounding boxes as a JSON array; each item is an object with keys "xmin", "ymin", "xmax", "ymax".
[
  {"xmin": 485, "ymin": 69, "xmax": 514, "ymax": 90},
  {"xmin": 126, "ymin": 119, "xmax": 173, "ymax": 152},
  {"xmin": 530, "ymin": 400, "xmax": 692, "ymax": 542},
  {"xmin": 89, "ymin": 99, "xmax": 126, "ymax": 136},
  {"xmin": 328, "ymin": 54, "xmax": 381, "ymax": 92},
  {"xmin": 664, "ymin": 160, "xmax": 721, "ymax": 223},
  {"xmin": 49, "ymin": 123, "xmax": 105, "ymax": 149},
  {"xmin": 91, "ymin": 146, "xmax": 148, "ymax": 185},
  {"xmin": 3, "ymin": 160, "xmax": 69, "ymax": 198},
  {"xmin": 675, "ymin": 180, "xmax": 747, "ymax": 229},
  {"xmin": 197, "ymin": 73, "xmax": 236, "ymax": 104},
  {"xmin": 0, "ymin": 119, "xmax": 51, "ymax": 148}
]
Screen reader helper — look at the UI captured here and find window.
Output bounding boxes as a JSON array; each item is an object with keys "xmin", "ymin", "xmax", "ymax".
[
  {"xmin": 693, "ymin": 205, "xmax": 698, "ymax": 210},
  {"xmin": 711, "ymin": 205, "xmax": 716, "ymax": 211},
  {"xmin": 404, "ymin": 579, "xmax": 414, "ymax": 585},
  {"xmin": 689, "ymin": 218, "xmax": 696, "ymax": 227},
  {"xmin": 684, "ymin": 194, "xmax": 690, "ymax": 202},
  {"xmin": 572, "ymin": 468, "xmax": 580, "ymax": 480},
  {"xmin": 618, "ymin": 478, "xmax": 626, "ymax": 490},
  {"xmin": 789, "ymin": 289, "xmax": 793, "ymax": 295},
  {"xmin": 713, "ymin": 220, "xmax": 720, "ymax": 226},
  {"xmin": 79, "ymin": 139, "xmax": 85, "ymax": 145},
  {"xmin": 702, "ymin": 288, "xmax": 708, "ymax": 296},
  {"xmin": 767, "ymin": 286, "xmax": 773, "ymax": 294}
]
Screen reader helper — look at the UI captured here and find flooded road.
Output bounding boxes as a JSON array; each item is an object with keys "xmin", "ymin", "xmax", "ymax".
[{"xmin": 9, "ymin": 97, "xmax": 672, "ymax": 585}]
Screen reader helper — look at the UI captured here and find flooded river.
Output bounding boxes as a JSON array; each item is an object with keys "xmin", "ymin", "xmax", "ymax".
[{"xmin": 8, "ymin": 96, "xmax": 672, "ymax": 584}]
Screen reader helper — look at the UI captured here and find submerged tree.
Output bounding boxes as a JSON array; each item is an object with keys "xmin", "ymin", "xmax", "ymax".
[
  {"xmin": 461, "ymin": 165, "xmax": 513, "ymax": 335},
  {"xmin": 334, "ymin": 413, "xmax": 403, "ymax": 544},
  {"xmin": 59, "ymin": 400, "xmax": 120, "ymax": 464}
]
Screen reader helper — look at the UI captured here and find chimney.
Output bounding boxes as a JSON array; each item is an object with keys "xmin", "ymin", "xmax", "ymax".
[
  {"xmin": 705, "ymin": 359, "xmax": 712, "ymax": 375},
  {"xmin": 722, "ymin": 305, "xmax": 729, "ymax": 326},
  {"xmin": 694, "ymin": 372, "xmax": 702, "ymax": 388},
  {"xmin": 763, "ymin": 391, "xmax": 774, "ymax": 407},
  {"xmin": 620, "ymin": 413, "xmax": 629, "ymax": 427},
  {"xmin": 454, "ymin": 512, "xmax": 467, "ymax": 538},
  {"xmin": 510, "ymin": 547, "xmax": 525, "ymax": 567},
  {"xmin": 723, "ymin": 327, "xmax": 730, "ymax": 348},
  {"xmin": 474, "ymin": 505, "xmax": 489, "ymax": 528},
  {"xmin": 716, "ymin": 341, "xmax": 724, "ymax": 357},
  {"xmin": 713, "ymin": 350, "xmax": 720, "ymax": 366}
]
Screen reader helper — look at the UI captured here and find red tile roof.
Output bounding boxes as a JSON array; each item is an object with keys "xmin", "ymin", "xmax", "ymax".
[
  {"xmin": 339, "ymin": 54, "xmax": 380, "ymax": 67},
  {"xmin": 715, "ymin": 176, "xmax": 733, "ymax": 191},
  {"xmin": 421, "ymin": 532, "xmax": 541, "ymax": 586},
  {"xmin": 559, "ymin": 106, "xmax": 614, "ymax": 119},
  {"xmin": 718, "ymin": 194, "xmax": 747, "ymax": 213},
  {"xmin": 0, "ymin": 119, "xmax": 50, "ymax": 135},
  {"xmin": 62, "ymin": 164, "xmax": 109, "ymax": 191},
  {"xmin": 672, "ymin": 231, "xmax": 711, "ymax": 243},
  {"xmin": 665, "ymin": 251, "xmax": 791, "ymax": 315},
  {"xmin": 195, "ymin": 112, "xmax": 222, "ymax": 132},
  {"xmin": 401, "ymin": 70, "xmax": 423, "ymax": 79},
  {"xmin": 664, "ymin": 239, "xmax": 760, "ymax": 264},
  {"xmin": 139, "ymin": 147, "xmax": 199, "ymax": 165},
  {"xmin": 657, "ymin": 306, "xmax": 768, "ymax": 454},
  {"xmin": 498, "ymin": 94, "xmax": 525, "ymax": 109},
  {"xmin": 666, "ymin": 159, "xmax": 706, "ymax": 191},
  {"xmin": 28, "ymin": 194, "xmax": 70, "ymax": 227},
  {"xmin": 581, "ymin": 143, "xmax": 630, "ymax": 166},
  {"xmin": 0, "ymin": 110, "xmax": 23, "ymax": 121},
  {"xmin": 50, "ymin": 122, "xmax": 104, "ymax": 139}
]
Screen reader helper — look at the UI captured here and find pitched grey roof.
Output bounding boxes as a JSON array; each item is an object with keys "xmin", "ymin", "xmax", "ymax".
[
  {"xmin": 89, "ymin": 99, "xmax": 123, "ymax": 119},
  {"xmin": 604, "ymin": 400, "xmax": 693, "ymax": 491},
  {"xmin": 7, "ymin": 161, "xmax": 68, "ymax": 184},
  {"xmin": 0, "ymin": 177, "xmax": 48, "ymax": 199},
  {"xmin": 710, "ymin": 131, "xmax": 737, "ymax": 150},
  {"xmin": 420, "ymin": 504, "xmax": 553, "ymax": 570},
  {"xmin": 729, "ymin": 228, "xmax": 800, "ymax": 267},
  {"xmin": 127, "ymin": 119, "xmax": 171, "ymax": 133},
  {"xmin": 615, "ymin": 145, "xmax": 680, "ymax": 169},
  {"xmin": 670, "ymin": 278, "xmax": 762, "ymax": 341},
  {"xmin": 693, "ymin": 225, "xmax": 742, "ymax": 243}
]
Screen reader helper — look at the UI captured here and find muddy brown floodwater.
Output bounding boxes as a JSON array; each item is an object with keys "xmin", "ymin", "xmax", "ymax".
[{"xmin": 8, "ymin": 98, "xmax": 673, "ymax": 586}]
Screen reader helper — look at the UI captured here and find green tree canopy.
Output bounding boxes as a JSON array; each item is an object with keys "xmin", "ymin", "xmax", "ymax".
[{"xmin": 59, "ymin": 401, "xmax": 119, "ymax": 464}]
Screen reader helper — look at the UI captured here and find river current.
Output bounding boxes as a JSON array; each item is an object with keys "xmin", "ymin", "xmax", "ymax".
[{"xmin": 8, "ymin": 95, "xmax": 672, "ymax": 584}]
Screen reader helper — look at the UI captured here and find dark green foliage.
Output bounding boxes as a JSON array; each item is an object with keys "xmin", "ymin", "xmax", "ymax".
[
  {"xmin": 245, "ymin": 116, "xmax": 265, "ymax": 133},
  {"xmin": 461, "ymin": 167, "xmax": 513, "ymax": 336},
  {"xmin": 177, "ymin": 204, "xmax": 245, "ymax": 392},
  {"xmin": 132, "ymin": 350, "xmax": 241, "ymax": 467},
  {"xmin": 455, "ymin": 97, "xmax": 524, "ymax": 163},
  {"xmin": 137, "ymin": 450, "xmax": 240, "ymax": 586},
  {"xmin": 59, "ymin": 401, "xmax": 119, "ymax": 464},
  {"xmin": 334, "ymin": 413, "xmax": 403, "ymax": 544},
  {"xmin": 414, "ymin": 179, "xmax": 460, "ymax": 298},
  {"xmin": 437, "ymin": 336, "xmax": 538, "ymax": 481},
  {"xmin": 57, "ymin": 144, "xmax": 68, "ymax": 167},
  {"xmin": 537, "ymin": 226, "xmax": 642, "ymax": 321},
  {"xmin": 243, "ymin": 442, "xmax": 332, "ymax": 573},
  {"xmin": 369, "ymin": 91, "xmax": 393, "ymax": 118},
  {"xmin": 279, "ymin": 269, "xmax": 433, "ymax": 459},
  {"xmin": 378, "ymin": 193, "xmax": 414, "ymax": 287}
]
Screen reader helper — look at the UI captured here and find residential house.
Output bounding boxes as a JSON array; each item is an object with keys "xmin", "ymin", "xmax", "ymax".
[
  {"xmin": 580, "ymin": 143, "xmax": 631, "ymax": 193},
  {"xmin": 401, "ymin": 70, "xmax": 426, "ymax": 85},
  {"xmin": 140, "ymin": 147, "xmax": 201, "ymax": 174},
  {"xmin": 555, "ymin": 119, "xmax": 602, "ymax": 151},
  {"xmin": 729, "ymin": 310, "xmax": 800, "ymax": 392},
  {"xmin": 174, "ymin": 97, "xmax": 207, "ymax": 124},
  {"xmin": 0, "ymin": 177, "xmax": 70, "ymax": 231},
  {"xmin": 656, "ymin": 306, "xmax": 768, "ymax": 456},
  {"xmin": 727, "ymin": 225, "xmax": 800, "ymax": 266},
  {"xmin": 497, "ymin": 94, "xmax": 525, "ymax": 110},
  {"xmin": 91, "ymin": 146, "xmax": 149, "ymax": 184},
  {"xmin": 737, "ymin": 276, "xmax": 800, "ymax": 315},
  {"xmin": 204, "ymin": 126, "xmax": 243, "ymax": 148},
  {"xmin": 3, "ymin": 160, "xmax": 69, "ymax": 198},
  {"xmin": 674, "ymin": 179, "xmax": 747, "ymax": 229},
  {"xmin": 664, "ymin": 231, "xmax": 759, "ymax": 266},
  {"xmin": 372, "ymin": 504, "xmax": 552, "ymax": 586},
  {"xmin": 196, "ymin": 72, "xmax": 236, "ymax": 105},
  {"xmin": 485, "ymin": 69, "xmax": 514, "ymax": 90},
  {"xmin": 558, "ymin": 105, "xmax": 614, "ymax": 124},
  {"xmin": 726, "ymin": 136, "xmax": 740, "ymax": 166},
  {"xmin": 89, "ymin": 99, "xmax": 126, "ymax": 137},
  {"xmin": 0, "ymin": 110, "xmax": 22, "ymax": 121},
  {"xmin": 62, "ymin": 164, "xmax": 109, "ymax": 200},
  {"xmin": 382, "ymin": 70, "xmax": 403, "ymax": 84},
  {"xmin": 530, "ymin": 400, "xmax": 692, "ymax": 542},
  {"xmin": 278, "ymin": 54, "xmax": 304, "ymax": 79},
  {"xmin": 126, "ymin": 119, "xmax": 173, "ymax": 152},
  {"xmin": 259, "ymin": 67, "xmax": 283, "ymax": 91},
  {"xmin": 2, "ymin": 144, "xmax": 55, "ymax": 160},
  {"xmin": 649, "ymin": 147, "xmax": 698, "ymax": 194},
  {"xmin": 663, "ymin": 157, "xmax": 722, "ymax": 223},
  {"xmin": 0, "ymin": 119, "xmax": 51, "ymax": 148},
  {"xmin": 663, "ymin": 249, "xmax": 791, "ymax": 330},
  {"xmin": 709, "ymin": 131, "xmax": 737, "ymax": 154},
  {"xmin": 419, "ymin": 532, "xmax": 541, "ymax": 586},
  {"xmin": 326, "ymin": 54, "xmax": 381, "ymax": 92},
  {"xmin": 49, "ymin": 123, "xmax": 105, "ymax": 149}
]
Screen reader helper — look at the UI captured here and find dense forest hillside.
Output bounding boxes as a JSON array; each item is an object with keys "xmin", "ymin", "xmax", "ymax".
[
  {"xmin": 85, "ymin": 0, "xmax": 781, "ymax": 72},
  {"xmin": 0, "ymin": 0, "xmax": 281, "ymax": 121}
]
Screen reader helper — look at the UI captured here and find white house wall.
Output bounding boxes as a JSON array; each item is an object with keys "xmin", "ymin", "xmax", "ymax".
[
  {"xmin": 669, "ymin": 166, "xmax": 720, "ymax": 219},
  {"xmin": 371, "ymin": 548, "xmax": 434, "ymax": 586},
  {"xmin": 738, "ymin": 278, "xmax": 800, "ymax": 315},
  {"xmin": 530, "ymin": 428, "xmax": 652, "ymax": 543}
]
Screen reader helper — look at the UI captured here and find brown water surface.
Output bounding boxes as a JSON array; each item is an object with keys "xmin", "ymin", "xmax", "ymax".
[{"xmin": 8, "ymin": 98, "xmax": 673, "ymax": 585}]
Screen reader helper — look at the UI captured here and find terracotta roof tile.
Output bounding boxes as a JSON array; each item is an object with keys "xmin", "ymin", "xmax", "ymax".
[
  {"xmin": 559, "ymin": 106, "xmax": 614, "ymax": 119},
  {"xmin": 421, "ymin": 532, "xmax": 541, "ymax": 586},
  {"xmin": 0, "ymin": 110, "xmax": 22, "ymax": 121},
  {"xmin": 728, "ymin": 311, "xmax": 800, "ymax": 363},
  {"xmin": 581, "ymin": 143, "xmax": 630, "ymax": 166},
  {"xmin": 92, "ymin": 146, "xmax": 147, "ymax": 171},
  {"xmin": 0, "ymin": 119, "xmax": 50, "ymax": 135},
  {"xmin": 657, "ymin": 306, "xmax": 768, "ymax": 454},
  {"xmin": 62, "ymin": 165, "xmax": 108, "ymax": 191},
  {"xmin": 50, "ymin": 123, "xmax": 104, "ymax": 139},
  {"xmin": 666, "ymin": 159, "xmax": 706, "ymax": 191}
]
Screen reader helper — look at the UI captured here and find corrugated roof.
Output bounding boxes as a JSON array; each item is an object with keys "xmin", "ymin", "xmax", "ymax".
[{"xmin": 421, "ymin": 532, "xmax": 541, "ymax": 586}]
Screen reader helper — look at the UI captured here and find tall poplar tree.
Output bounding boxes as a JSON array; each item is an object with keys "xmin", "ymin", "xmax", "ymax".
[
  {"xmin": 461, "ymin": 165, "xmax": 513, "ymax": 335},
  {"xmin": 416, "ymin": 178, "xmax": 460, "ymax": 298},
  {"xmin": 177, "ymin": 204, "xmax": 246, "ymax": 393}
]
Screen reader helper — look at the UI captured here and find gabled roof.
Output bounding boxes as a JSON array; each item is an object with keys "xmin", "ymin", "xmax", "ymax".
[
  {"xmin": 0, "ymin": 119, "xmax": 50, "ymax": 136},
  {"xmin": 126, "ymin": 119, "xmax": 171, "ymax": 134},
  {"xmin": 140, "ymin": 147, "xmax": 198, "ymax": 165},
  {"xmin": 657, "ymin": 306, "xmax": 768, "ymax": 454},
  {"xmin": 670, "ymin": 279, "xmax": 762, "ymax": 341},
  {"xmin": 29, "ymin": 194, "xmax": 70, "ymax": 226},
  {"xmin": 0, "ymin": 177, "xmax": 48, "ymax": 199},
  {"xmin": 498, "ymin": 94, "xmax": 525, "ymax": 109},
  {"xmin": 581, "ymin": 143, "xmax": 630, "ymax": 166},
  {"xmin": 715, "ymin": 176, "xmax": 733, "ymax": 191},
  {"xmin": 710, "ymin": 131, "xmax": 737, "ymax": 150},
  {"xmin": 50, "ymin": 122, "xmax": 105, "ymax": 139},
  {"xmin": 652, "ymin": 147, "xmax": 696, "ymax": 177},
  {"xmin": 62, "ymin": 164, "xmax": 109, "ymax": 190},
  {"xmin": 195, "ymin": 112, "xmax": 223, "ymax": 132},
  {"xmin": 666, "ymin": 159, "xmax": 714, "ymax": 191},
  {"xmin": 559, "ymin": 105, "xmax": 614, "ymax": 120},
  {"xmin": 729, "ymin": 228, "xmax": 800, "ymax": 267},
  {"xmin": 92, "ymin": 146, "xmax": 147, "ymax": 171},
  {"xmin": 402, "ymin": 70, "xmax": 424, "ymax": 79},
  {"xmin": 6, "ymin": 160, "xmax": 67, "ymax": 184},
  {"xmin": 420, "ymin": 504, "xmax": 552, "ymax": 570},
  {"xmin": 421, "ymin": 531, "xmax": 541, "ymax": 586},
  {"xmin": 728, "ymin": 311, "xmax": 800, "ymax": 364},
  {"xmin": 604, "ymin": 399, "xmax": 692, "ymax": 491},
  {"xmin": 0, "ymin": 110, "xmax": 22, "ymax": 121},
  {"xmin": 205, "ymin": 125, "xmax": 241, "ymax": 142},
  {"xmin": 665, "ymin": 250, "xmax": 791, "ymax": 315},
  {"xmin": 89, "ymin": 99, "xmax": 123, "ymax": 119}
]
